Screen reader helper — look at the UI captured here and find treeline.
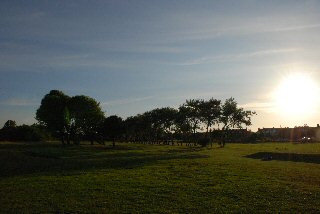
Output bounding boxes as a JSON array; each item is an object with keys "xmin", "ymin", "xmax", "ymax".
[
  {"xmin": 36, "ymin": 90, "xmax": 256, "ymax": 147},
  {"xmin": 121, "ymin": 98, "xmax": 255, "ymax": 147},
  {"xmin": 0, "ymin": 120, "xmax": 51, "ymax": 141},
  {"xmin": 1, "ymin": 90, "xmax": 256, "ymax": 147}
]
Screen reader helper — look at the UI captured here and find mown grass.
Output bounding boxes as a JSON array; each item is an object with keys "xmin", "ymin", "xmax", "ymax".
[{"xmin": 1, "ymin": 141, "xmax": 320, "ymax": 213}]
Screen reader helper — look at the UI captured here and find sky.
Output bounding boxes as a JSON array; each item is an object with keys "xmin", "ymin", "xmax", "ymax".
[{"xmin": 1, "ymin": 0, "xmax": 320, "ymax": 131}]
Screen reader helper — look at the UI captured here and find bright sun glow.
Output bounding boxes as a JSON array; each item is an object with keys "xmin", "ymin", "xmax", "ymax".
[{"xmin": 274, "ymin": 73, "xmax": 319, "ymax": 117}]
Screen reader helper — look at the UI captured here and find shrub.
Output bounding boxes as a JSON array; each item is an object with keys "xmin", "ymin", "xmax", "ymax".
[
  {"xmin": 197, "ymin": 137, "xmax": 210, "ymax": 147},
  {"xmin": 0, "ymin": 124, "xmax": 52, "ymax": 141}
]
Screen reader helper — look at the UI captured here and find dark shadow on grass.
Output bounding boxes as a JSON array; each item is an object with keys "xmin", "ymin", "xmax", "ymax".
[
  {"xmin": 245, "ymin": 152, "xmax": 320, "ymax": 164},
  {"xmin": 0, "ymin": 143, "xmax": 209, "ymax": 178}
]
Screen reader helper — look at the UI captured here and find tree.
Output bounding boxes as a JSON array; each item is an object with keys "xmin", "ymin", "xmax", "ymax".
[
  {"xmin": 174, "ymin": 106, "xmax": 192, "ymax": 144},
  {"xmin": 180, "ymin": 99, "xmax": 202, "ymax": 135},
  {"xmin": 122, "ymin": 114, "xmax": 147, "ymax": 143},
  {"xmin": 199, "ymin": 98, "xmax": 221, "ymax": 134},
  {"xmin": 36, "ymin": 90, "xmax": 70, "ymax": 144},
  {"xmin": 102, "ymin": 115, "xmax": 123, "ymax": 147},
  {"xmin": 144, "ymin": 110, "xmax": 159, "ymax": 143},
  {"xmin": 147, "ymin": 107, "xmax": 178, "ymax": 144},
  {"xmin": 219, "ymin": 97, "xmax": 256, "ymax": 147},
  {"xmin": 68, "ymin": 95, "xmax": 105, "ymax": 145},
  {"xmin": 122, "ymin": 108, "xmax": 178, "ymax": 145},
  {"xmin": 157, "ymin": 107, "xmax": 178, "ymax": 144},
  {"xmin": 123, "ymin": 116, "xmax": 137, "ymax": 143},
  {"xmin": 137, "ymin": 112, "xmax": 153, "ymax": 143},
  {"xmin": 36, "ymin": 90, "xmax": 105, "ymax": 145},
  {"xmin": 0, "ymin": 120, "xmax": 17, "ymax": 141},
  {"xmin": 3, "ymin": 120, "xmax": 17, "ymax": 129},
  {"xmin": 0, "ymin": 121, "xmax": 51, "ymax": 142}
]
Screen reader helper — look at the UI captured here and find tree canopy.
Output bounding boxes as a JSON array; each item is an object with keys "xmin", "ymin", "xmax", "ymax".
[
  {"xmin": 3, "ymin": 120, "xmax": 17, "ymax": 129},
  {"xmin": 34, "ymin": 90, "xmax": 256, "ymax": 147},
  {"xmin": 219, "ymin": 98, "xmax": 256, "ymax": 146},
  {"xmin": 36, "ymin": 90, "xmax": 70, "ymax": 139},
  {"xmin": 102, "ymin": 115, "xmax": 124, "ymax": 147},
  {"xmin": 36, "ymin": 90, "xmax": 105, "ymax": 144}
]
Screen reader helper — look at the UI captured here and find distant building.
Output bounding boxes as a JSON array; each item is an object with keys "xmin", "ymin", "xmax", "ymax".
[{"xmin": 257, "ymin": 124, "xmax": 320, "ymax": 142}]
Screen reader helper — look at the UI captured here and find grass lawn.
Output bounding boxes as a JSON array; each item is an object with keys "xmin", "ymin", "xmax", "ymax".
[{"xmin": 1, "ymin": 141, "xmax": 320, "ymax": 213}]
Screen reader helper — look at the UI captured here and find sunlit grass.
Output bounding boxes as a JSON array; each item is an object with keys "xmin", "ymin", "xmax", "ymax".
[{"xmin": 0, "ymin": 142, "xmax": 320, "ymax": 212}]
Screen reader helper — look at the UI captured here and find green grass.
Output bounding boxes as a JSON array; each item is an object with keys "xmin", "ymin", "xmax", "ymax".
[{"xmin": 1, "ymin": 141, "xmax": 320, "ymax": 213}]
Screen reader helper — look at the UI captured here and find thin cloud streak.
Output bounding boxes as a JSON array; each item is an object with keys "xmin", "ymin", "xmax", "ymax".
[
  {"xmin": 102, "ymin": 96, "xmax": 154, "ymax": 107},
  {"xmin": 184, "ymin": 23, "xmax": 320, "ymax": 42},
  {"xmin": 271, "ymin": 23, "xmax": 320, "ymax": 33},
  {"xmin": 0, "ymin": 98, "xmax": 39, "ymax": 106},
  {"xmin": 2, "ymin": 11, "xmax": 46, "ymax": 22},
  {"xmin": 159, "ymin": 91, "xmax": 224, "ymax": 102},
  {"xmin": 180, "ymin": 48, "xmax": 299, "ymax": 66},
  {"xmin": 75, "ymin": 41, "xmax": 187, "ymax": 54},
  {"xmin": 240, "ymin": 101, "xmax": 276, "ymax": 113}
]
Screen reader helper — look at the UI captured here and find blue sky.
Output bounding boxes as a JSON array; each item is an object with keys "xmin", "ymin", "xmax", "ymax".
[{"xmin": 1, "ymin": 0, "xmax": 320, "ymax": 130}]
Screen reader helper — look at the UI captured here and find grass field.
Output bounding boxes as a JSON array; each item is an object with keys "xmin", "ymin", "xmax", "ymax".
[{"xmin": 1, "ymin": 141, "xmax": 320, "ymax": 213}]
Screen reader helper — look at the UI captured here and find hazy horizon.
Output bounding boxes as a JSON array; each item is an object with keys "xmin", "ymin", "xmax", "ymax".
[{"xmin": 1, "ymin": 1, "xmax": 320, "ymax": 131}]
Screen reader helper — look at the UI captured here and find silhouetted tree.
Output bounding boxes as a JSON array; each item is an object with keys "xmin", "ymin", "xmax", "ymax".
[
  {"xmin": 3, "ymin": 120, "xmax": 17, "ymax": 129},
  {"xmin": 138, "ymin": 112, "xmax": 153, "ymax": 143},
  {"xmin": 0, "ymin": 121, "xmax": 51, "ymax": 142},
  {"xmin": 36, "ymin": 90, "xmax": 70, "ymax": 144},
  {"xmin": 147, "ymin": 107, "xmax": 178, "ymax": 144},
  {"xmin": 123, "ymin": 116, "xmax": 137, "ymax": 143},
  {"xmin": 219, "ymin": 97, "xmax": 256, "ymax": 147},
  {"xmin": 68, "ymin": 95, "xmax": 105, "ymax": 145},
  {"xmin": 199, "ymin": 98, "xmax": 221, "ymax": 134},
  {"xmin": 124, "ymin": 114, "xmax": 151, "ymax": 143},
  {"xmin": 158, "ymin": 107, "xmax": 178, "ymax": 144},
  {"xmin": 0, "ymin": 120, "xmax": 17, "ymax": 141},
  {"xmin": 197, "ymin": 98, "xmax": 221, "ymax": 146},
  {"xmin": 182, "ymin": 99, "xmax": 202, "ymax": 134},
  {"xmin": 176, "ymin": 99, "xmax": 203, "ymax": 145},
  {"xmin": 36, "ymin": 90, "xmax": 105, "ymax": 145},
  {"xmin": 175, "ymin": 106, "xmax": 192, "ymax": 144},
  {"xmin": 26, "ymin": 79, "xmax": 263, "ymax": 147},
  {"xmin": 102, "ymin": 115, "xmax": 123, "ymax": 147}
]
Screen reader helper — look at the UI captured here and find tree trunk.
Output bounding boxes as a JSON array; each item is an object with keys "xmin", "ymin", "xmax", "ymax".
[
  {"xmin": 66, "ymin": 134, "xmax": 70, "ymax": 144},
  {"xmin": 61, "ymin": 134, "xmax": 65, "ymax": 145}
]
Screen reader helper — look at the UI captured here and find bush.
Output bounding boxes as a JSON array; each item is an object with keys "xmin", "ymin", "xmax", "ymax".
[
  {"xmin": 0, "ymin": 124, "xmax": 52, "ymax": 141},
  {"xmin": 245, "ymin": 132, "xmax": 261, "ymax": 143},
  {"xmin": 197, "ymin": 137, "xmax": 210, "ymax": 147}
]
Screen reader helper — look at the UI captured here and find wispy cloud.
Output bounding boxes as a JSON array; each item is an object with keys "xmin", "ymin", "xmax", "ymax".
[
  {"xmin": 159, "ymin": 91, "xmax": 225, "ymax": 102},
  {"xmin": 0, "ymin": 52, "xmax": 141, "ymax": 71},
  {"xmin": 154, "ymin": 7, "xmax": 320, "ymax": 43},
  {"xmin": 271, "ymin": 23, "xmax": 320, "ymax": 33},
  {"xmin": 180, "ymin": 48, "xmax": 299, "ymax": 66},
  {"xmin": 102, "ymin": 96, "xmax": 154, "ymax": 107},
  {"xmin": 0, "ymin": 98, "xmax": 39, "ymax": 106},
  {"xmin": 240, "ymin": 101, "xmax": 276, "ymax": 113},
  {"xmin": 77, "ymin": 40, "xmax": 187, "ymax": 54},
  {"xmin": 3, "ymin": 11, "xmax": 46, "ymax": 22},
  {"xmin": 0, "ymin": 45, "xmax": 178, "ymax": 72},
  {"xmin": 179, "ymin": 23, "xmax": 320, "ymax": 42}
]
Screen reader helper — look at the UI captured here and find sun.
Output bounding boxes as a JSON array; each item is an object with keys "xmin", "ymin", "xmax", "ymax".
[{"xmin": 274, "ymin": 73, "xmax": 319, "ymax": 117}]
